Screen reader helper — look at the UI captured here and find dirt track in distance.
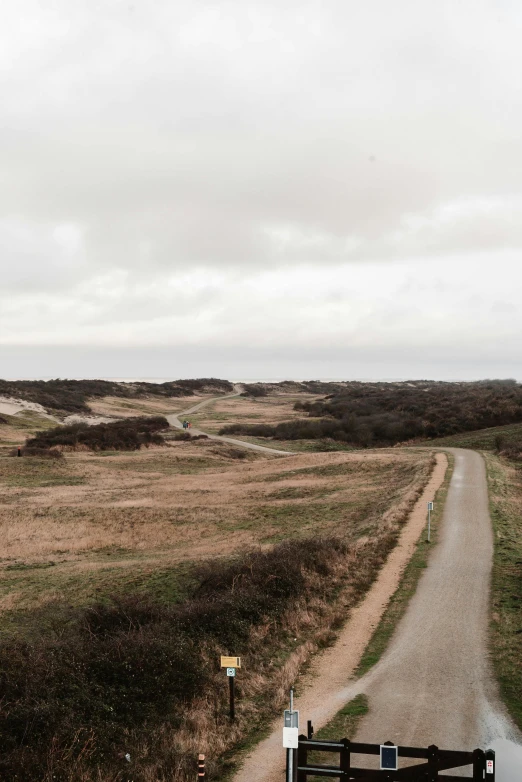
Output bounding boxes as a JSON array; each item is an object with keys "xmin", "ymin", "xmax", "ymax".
[{"xmin": 166, "ymin": 389, "xmax": 295, "ymax": 455}]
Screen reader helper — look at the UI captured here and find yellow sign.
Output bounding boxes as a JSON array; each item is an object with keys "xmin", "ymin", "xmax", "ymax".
[{"xmin": 220, "ymin": 656, "xmax": 241, "ymax": 669}]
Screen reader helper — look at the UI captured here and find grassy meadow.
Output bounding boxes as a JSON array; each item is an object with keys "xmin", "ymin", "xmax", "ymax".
[
  {"xmin": 419, "ymin": 422, "xmax": 522, "ymax": 450},
  {"xmin": 0, "ymin": 442, "xmax": 428, "ymax": 614}
]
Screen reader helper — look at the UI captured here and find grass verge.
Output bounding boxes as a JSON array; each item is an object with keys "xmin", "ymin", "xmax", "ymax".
[
  {"xmin": 418, "ymin": 422, "xmax": 522, "ymax": 450},
  {"xmin": 313, "ymin": 694, "xmax": 369, "ymax": 741},
  {"xmin": 484, "ymin": 452, "xmax": 522, "ymax": 731}
]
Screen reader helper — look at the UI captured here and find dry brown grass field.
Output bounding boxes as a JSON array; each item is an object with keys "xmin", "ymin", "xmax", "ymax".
[
  {"xmin": 0, "ymin": 439, "xmax": 430, "ymax": 618},
  {"xmin": 186, "ymin": 393, "xmax": 318, "ymax": 433},
  {"xmin": 86, "ymin": 395, "xmax": 203, "ymax": 419}
]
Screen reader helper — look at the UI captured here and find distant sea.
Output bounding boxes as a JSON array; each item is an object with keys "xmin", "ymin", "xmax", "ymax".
[
  {"xmin": 6, "ymin": 377, "xmax": 461, "ymax": 383},
  {"xmin": 93, "ymin": 377, "xmax": 416, "ymax": 383}
]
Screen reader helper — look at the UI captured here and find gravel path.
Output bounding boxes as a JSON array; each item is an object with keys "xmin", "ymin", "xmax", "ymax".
[{"xmin": 352, "ymin": 448, "xmax": 517, "ymax": 751}]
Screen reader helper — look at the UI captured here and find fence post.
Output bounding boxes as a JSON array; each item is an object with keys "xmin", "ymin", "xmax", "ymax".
[
  {"xmin": 472, "ymin": 748, "xmax": 485, "ymax": 781},
  {"xmin": 297, "ymin": 734, "xmax": 307, "ymax": 782},
  {"xmin": 197, "ymin": 753, "xmax": 205, "ymax": 781},
  {"xmin": 307, "ymin": 720, "xmax": 314, "ymax": 740},
  {"xmin": 340, "ymin": 739, "xmax": 351, "ymax": 777},
  {"xmin": 426, "ymin": 744, "xmax": 438, "ymax": 782}
]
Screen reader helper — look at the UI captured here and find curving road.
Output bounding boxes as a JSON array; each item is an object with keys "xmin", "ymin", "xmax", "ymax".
[
  {"xmin": 166, "ymin": 387, "xmax": 295, "ymax": 456},
  {"xmin": 233, "ymin": 448, "xmax": 521, "ymax": 781}
]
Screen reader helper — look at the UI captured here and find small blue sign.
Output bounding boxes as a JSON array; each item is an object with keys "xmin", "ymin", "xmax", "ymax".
[{"xmin": 380, "ymin": 745, "xmax": 398, "ymax": 771}]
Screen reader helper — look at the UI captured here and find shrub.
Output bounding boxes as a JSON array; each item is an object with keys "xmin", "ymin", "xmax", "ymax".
[
  {"xmin": 222, "ymin": 380, "xmax": 522, "ymax": 448},
  {"xmin": 240, "ymin": 383, "xmax": 268, "ymax": 397},
  {"xmin": 498, "ymin": 440, "xmax": 522, "ymax": 462},
  {"xmin": 173, "ymin": 431, "xmax": 192, "ymax": 441},
  {"xmin": 26, "ymin": 416, "xmax": 169, "ymax": 452}
]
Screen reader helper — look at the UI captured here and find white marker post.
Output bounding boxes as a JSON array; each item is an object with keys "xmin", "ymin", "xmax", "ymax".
[
  {"xmin": 427, "ymin": 501, "xmax": 434, "ymax": 542},
  {"xmin": 284, "ymin": 688, "xmax": 299, "ymax": 782}
]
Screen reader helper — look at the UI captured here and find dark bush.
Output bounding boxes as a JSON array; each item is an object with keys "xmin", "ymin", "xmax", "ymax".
[
  {"xmin": 26, "ymin": 416, "xmax": 169, "ymax": 451},
  {"xmin": 240, "ymin": 383, "xmax": 268, "ymax": 397},
  {"xmin": 0, "ymin": 378, "xmax": 234, "ymax": 414},
  {"xmin": 173, "ymin": 431, "xmax": 193, "ymax": 441},
  {"xmin": 222, "ymin": 380, "xmax": 522, "ymax": 448},
  {"xmin": 497, "ymin": 439, "xmax": 522, "ymax": 462}
]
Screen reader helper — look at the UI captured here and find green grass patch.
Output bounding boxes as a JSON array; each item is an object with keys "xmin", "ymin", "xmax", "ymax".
[
  {"xmin": 314, "ymin": 694, "xmax": 369, "ymax": 740},
  {"xmin": 355, "ymin": 453, "xmax": 454, "ymax": 676},
  {"xmin": 105, "ymin": 454, "xmax": 226, "ymax": 473},
  {"xmin": 418, "ymin": 422, "xmax": 522, "ymax": 450},
  {"xmin": 0, "ymin": 561, "xmax": 195, "ymax": 632},
  {"xmin": 6, "ymin": 475, "xmax": 85, "ymax": 488},
  {"xmin": 306, "ymin": 695, "xmax": 369, "ymax": 778},
  {"xmin": 240, "ymin": 499, "xmax": 379, "ymax": 543},
  {"xmin": 0, "ymin": 411, "xmax": 58, "ymax": 431},
  {"xmin": 225, "ymin": 435, "xmax": 357, "ymax": 453},
  {"xmin": 484, "ymin": 453, "xmax": 522, "ymax": 730},
  {"xmin": 257, "ymin": 459, "xmax": 401, "ymax": 483},
  {"xmin": 267, "ymin": 484, "xmax": 343, "ymax": 501},
  {"xmin": 0, "ymin": 456, "xmax": 85, "ymax": 488},
  {"xmin": 5, "ymin": 561, "xmax": 56, "ymax": 571}
]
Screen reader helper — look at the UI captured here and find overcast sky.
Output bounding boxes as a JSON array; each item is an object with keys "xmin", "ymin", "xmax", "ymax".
[{"xmin": 1, "ymin": 0, "xmax": 522, "ymax": 380}]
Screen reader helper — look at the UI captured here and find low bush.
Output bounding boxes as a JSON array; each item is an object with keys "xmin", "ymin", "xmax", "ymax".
[
  {"xmin": 496, "ymin": 439, "xmax": 522, "ymax": 461},
  {"xmin": 26, "ymin": 416, "xmax": 169, "ymax": 452},
  {"xmin": 240, "ymin": 384, "xmax": 268, "ymax": 397},
  {"xmin": 172, "ymin": 431, "xmax": 193, "ymax": 441}
]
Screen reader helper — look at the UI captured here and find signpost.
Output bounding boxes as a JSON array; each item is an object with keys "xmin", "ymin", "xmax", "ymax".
[
  {"xmin": 427, "ymin": 501, "xmax": 434, "ymax": 542},
  {"xmin": 220, "ymin": 656, "xmax": 241, "ymax": 722},
  {"xmin": 284, "ymin": 689, "xmax": 299, "ymax": 782}
]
